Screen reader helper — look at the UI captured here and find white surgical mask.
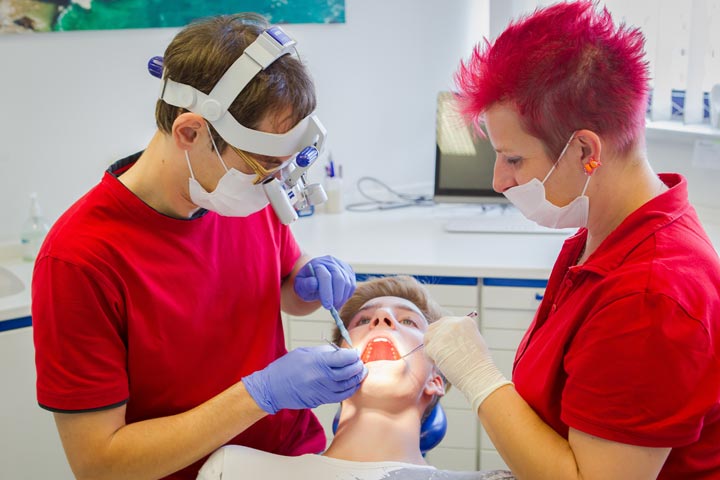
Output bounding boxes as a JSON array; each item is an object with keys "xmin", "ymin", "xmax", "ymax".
[
  {"xmin": 503, "ymin": 134, "xmax": 591, "ymax": 229},
  {"xmin": 186, "ymin": 126, "xmax": 269, "ymax": 217}
]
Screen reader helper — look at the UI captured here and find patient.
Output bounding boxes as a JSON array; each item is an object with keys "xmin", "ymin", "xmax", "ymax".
[{"xmin": 198, "ymin": 276, "xmax": 514, "ymax": 479}]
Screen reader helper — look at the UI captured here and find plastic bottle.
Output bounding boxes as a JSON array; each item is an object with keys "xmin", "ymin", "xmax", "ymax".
[{"xmin": 20, "ymin": 193, "xmax": 50, "ymax": 262}]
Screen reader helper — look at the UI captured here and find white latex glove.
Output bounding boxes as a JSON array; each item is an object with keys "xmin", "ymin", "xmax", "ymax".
[{"xmin": 424, "ymin": 315, "xmax": 513, "ymax": 413}]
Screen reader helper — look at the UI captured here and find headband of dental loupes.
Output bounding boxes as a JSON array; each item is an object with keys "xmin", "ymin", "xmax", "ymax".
[{"xmin": 148, "ymin": 25, "xmax": 327, "ymax": 158}]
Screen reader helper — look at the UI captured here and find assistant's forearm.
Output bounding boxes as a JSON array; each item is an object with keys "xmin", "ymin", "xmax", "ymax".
[
  {"xmin": 479, "ymin": 385, "xmax": 580, "ymax": 480},
  {"xmin": 64, "ymin": 382, "xmax": 266, "ymax": 480}
]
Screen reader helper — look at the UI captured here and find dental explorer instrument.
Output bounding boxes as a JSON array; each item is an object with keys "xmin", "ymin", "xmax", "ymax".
[
  {"xmin": 322, "ymin": 336, "xmax": 340, "ymax": 350},
  {"xmin": 402, "ymin": 310, "xmax": 478, "ymax": 359},
  {"xmin": 307, "ymin": 263, "xmax": 353, "ymax": 347}
]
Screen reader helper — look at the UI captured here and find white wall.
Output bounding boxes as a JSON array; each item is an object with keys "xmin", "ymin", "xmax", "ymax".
[
  {"xmin": 0, "ymin": 0, "xmax": 488, "ymax": 242},
  {"xmin": 0, "ymin": 0, "xmax": 718, "ymax": 245}
]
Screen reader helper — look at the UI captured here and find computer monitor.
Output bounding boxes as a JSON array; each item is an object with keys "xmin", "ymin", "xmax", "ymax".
[{"xmin": 433, "ymin": 91, "xmax": 508, "ymax": 205}]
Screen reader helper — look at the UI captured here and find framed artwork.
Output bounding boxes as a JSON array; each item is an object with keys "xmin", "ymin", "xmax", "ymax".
[{"xmin": 0, "ymin": 0, "xmax": 345, "ymax": 33}]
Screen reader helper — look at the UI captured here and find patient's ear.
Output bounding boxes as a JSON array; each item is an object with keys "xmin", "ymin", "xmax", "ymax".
[{"xmin": 424, "ymin": 372, "xmax": 445, "ymax": 397}]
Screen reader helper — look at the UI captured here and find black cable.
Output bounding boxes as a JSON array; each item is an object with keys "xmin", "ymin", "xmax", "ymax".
[{"xmin": 344, "ymin": 176, "xmax": 435, "ymax": 212}]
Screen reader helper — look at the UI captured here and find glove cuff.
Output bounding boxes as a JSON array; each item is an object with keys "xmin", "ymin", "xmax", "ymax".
[
  {"xmin": 242, "ymin": 372, "xmax": 278, "ymax": 415},
  {"xmin": 468, "ymin": 373, "xmax": 513, "ymax": 414}
]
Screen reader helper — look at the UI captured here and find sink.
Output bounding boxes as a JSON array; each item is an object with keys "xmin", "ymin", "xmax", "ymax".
[{"xmin": 0, "ymin": 266, "xmax": 24, "ymax": 298}]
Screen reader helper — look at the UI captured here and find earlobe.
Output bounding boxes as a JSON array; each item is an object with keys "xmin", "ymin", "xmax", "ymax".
[
  {"xmin": 575, "ymin": 129, "xmax": 602, "ymax": 175},
  {"xmin": 583, "ymin": 158, "xmax": 602, "ymax": 175}
]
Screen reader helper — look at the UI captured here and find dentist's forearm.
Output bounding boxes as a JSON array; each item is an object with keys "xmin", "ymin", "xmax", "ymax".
[{"xmin": 56, "ymin": 382, "xmax": 266, "ymax": 480}]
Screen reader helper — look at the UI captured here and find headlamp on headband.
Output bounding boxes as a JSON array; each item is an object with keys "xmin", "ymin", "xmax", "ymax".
[
  {"xmin": 148, "ymin": 25, "xmax": 329, "ymax": 224},
  {"xmin": 147, "ymin": 26, "xmax": 326, "ymax": 158}
]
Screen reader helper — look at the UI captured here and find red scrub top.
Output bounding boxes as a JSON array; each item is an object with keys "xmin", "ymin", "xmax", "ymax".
[
  {"xmin": 513, "ymin": 173, "xmax": 720, "ymax": 479},
  {"xmin": 32, "ymin": 153, "xmax": 325, "ymax": 479}
]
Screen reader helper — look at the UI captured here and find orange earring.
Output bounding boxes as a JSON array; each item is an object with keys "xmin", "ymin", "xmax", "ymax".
[{"xmin": 583, "ymin": 158, "xmax": 601, "ymax": 175}]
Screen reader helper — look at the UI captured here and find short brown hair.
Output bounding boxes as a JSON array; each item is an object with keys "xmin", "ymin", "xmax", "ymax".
[
  {"xmin": 155, "ymin": 13, "xmax": 317, "ymax": 153},
  {"xmin": 336, "ymin": 275, "xmax": 451, "ymax": 421}
]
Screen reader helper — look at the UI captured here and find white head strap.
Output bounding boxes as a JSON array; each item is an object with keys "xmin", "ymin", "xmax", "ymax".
[{"xmin": 159, "ymin": 26, "xmax": 326, "ymax": 157}]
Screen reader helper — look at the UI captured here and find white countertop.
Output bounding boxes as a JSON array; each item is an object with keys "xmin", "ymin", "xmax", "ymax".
[
  {"xmin": 290, "ymin": 204, "xmax": 571, "ymax": 279},
  {"xmin": 1, "ymin": 203, "xmax": 717, "ymax": 324}
]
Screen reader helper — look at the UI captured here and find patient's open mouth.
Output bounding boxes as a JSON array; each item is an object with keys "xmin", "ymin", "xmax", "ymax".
[{"xmin": 361, "ymin": 337, "xmax": 400, "ymax": 363}]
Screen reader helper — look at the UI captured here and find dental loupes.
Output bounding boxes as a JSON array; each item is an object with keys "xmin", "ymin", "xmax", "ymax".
[{"xmin": 307, "ymin": 262, "xmax": 353, "ymax": 347}]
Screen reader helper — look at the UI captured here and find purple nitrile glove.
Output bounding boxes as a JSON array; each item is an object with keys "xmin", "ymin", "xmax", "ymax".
[
  {"xmin": 294, "ymin": 255, "xmax": 356, "ymax": 310},
  {"xmin": 242, "ymin": 345, "xmax": 367, "ymax": 414}
]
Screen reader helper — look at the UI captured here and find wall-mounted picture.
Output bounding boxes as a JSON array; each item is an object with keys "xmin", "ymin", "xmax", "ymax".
[{"xmin": 0, "ymin": 0, "xmax": 345, "ymax": 33}]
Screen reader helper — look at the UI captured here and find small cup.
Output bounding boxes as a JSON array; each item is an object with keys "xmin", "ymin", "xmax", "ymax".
[{"xmin": 323, "ymin": 177, "xmax": 343, "ymax": 214}]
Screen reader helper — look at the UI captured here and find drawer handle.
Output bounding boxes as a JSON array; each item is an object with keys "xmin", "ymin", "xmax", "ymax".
[{"xmin": 535, "ymin": 293, "xmax": 544, "ymax": 301}]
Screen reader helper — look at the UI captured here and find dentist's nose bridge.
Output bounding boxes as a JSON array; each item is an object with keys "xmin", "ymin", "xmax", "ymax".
[{"xmin": 370, "ymin": 308, "xmax": 396, "ymax": 329}]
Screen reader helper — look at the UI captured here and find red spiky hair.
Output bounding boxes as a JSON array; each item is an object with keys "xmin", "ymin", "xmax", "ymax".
[{"xmin": 455, "ymin": 0, "xmax": 649, "ymax": 156}]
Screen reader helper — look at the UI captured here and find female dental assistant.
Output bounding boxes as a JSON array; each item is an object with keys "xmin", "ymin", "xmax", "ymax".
[
  {"xmin": 424, "ymin": 2, "xmax": 720, "ymax": 479},
  {"xmin": 31, "ymin": 13, "xmax": 364, "ymax": 480}
]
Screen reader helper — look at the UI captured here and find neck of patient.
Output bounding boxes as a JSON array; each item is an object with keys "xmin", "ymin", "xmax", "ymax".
[{"xmin": 322, "ymin": 405, "xmax": 426, "ymax": 465}]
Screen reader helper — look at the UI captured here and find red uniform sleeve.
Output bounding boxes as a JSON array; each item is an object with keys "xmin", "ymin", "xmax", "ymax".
[
  {"xmin": 32, "ymin": 256, "xmax": 129, "ymax": 411},
  {"xmin": 277, "ymin": 222, "xmax": 302, "ymax": 280},
  {"xmin": 561, "ymin": 292, "xmax": 717, "ymax": 447}
]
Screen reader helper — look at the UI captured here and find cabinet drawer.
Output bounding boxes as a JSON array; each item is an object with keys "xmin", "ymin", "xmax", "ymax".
[
  {"xmin": 422, "ymin": 284, "xmax": 478, "ymax": 306},
  {"xmin": 482, "ymin": 308, "xmax": 535, "ymax": 329},
  {"xmin": 490, "ymin": 348, "xmax": 517, "ymax": 380},
  {"xmin": 442, "ymin": 408, "xmax": 478, "ymax": 449},
  {"xmin": 288, "ymin": 320, "xmax": 335, "ymax": 343},
  {"xmin": 312, "ymin": 403, "xmax": 339, "ymax": 443},
  {"xmin": 426, "ymin": 446, "xmax": 477, "ymax": 471},
  {"xmin": 482, "ymin": 328, "xmax": 526, "ymax": 350},
  {"xmin": 289, "ymin": 339, "xmax": 324, "ymax": 350},
  {"xmin": 441, "ymin": 384, "xmax": 471, "ymax": 409},
  {"xmin": 482, "ymin": 285, "xmax": 545, "ymax": 310},
  {"xmin": 480, "ymin": 449, "xmax": 509, "ymax": 471},
  {"xmin": 444, "ymin": 305, "xmax": 480, "ymax": 316}
]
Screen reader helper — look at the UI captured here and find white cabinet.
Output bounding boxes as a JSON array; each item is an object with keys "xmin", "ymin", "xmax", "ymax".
[
  {"xmin": 478, "ymin": 280, "xmax": 546, "ymax": 470},
  {"xmin": 0, "ymin": 325, "xmax": 74, "ymax": 480},
  {"xmin": 284, "ymin": 275, "xmax": 481, "ymax": 471},
  {"xmin": 421, "ymin": 280, "xmax": 480, "ymax": 471}
]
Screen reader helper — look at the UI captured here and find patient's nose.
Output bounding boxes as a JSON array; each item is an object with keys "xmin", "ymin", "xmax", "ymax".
[{"xmin": 370, "ymin": 310, "xmax": 395, "ymax": 329}]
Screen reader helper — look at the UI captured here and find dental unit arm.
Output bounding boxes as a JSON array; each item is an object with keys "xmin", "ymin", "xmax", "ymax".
[{"xmin": 147, "ymin": 24, "xmax": 329, "ymax": 224}]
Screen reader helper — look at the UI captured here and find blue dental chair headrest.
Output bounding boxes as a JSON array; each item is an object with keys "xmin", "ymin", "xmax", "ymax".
[{"xmin": 332, "ymin": 402, "xmax": 447, "ymax": 455}]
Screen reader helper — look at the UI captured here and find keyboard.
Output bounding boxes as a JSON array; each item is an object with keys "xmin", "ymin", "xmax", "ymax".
[{"xmin": 443, "ymin": 216, "xmax": 577, "ymax": 235}]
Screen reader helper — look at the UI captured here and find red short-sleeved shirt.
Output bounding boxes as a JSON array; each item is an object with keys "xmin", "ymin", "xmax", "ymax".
[
  {"xmin": 32, "ymin": 154, "xmax": 325, "ymax": 479},
  {"xmin": 513, "ymin": 173, "xmax": 720, "ymax": 478}
]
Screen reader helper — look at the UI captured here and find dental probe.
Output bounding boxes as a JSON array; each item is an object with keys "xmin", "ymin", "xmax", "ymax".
[
  {"xmin": 401, "ymin": 342, "xmax": 425, "ymax": 359},
  {"xmin": 307, "ymin": 263, "xmax": 354, "ymax": 347},
  {"xmin": 402, "ymin": 310, "xmax": 478, "ymax": 359}
]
